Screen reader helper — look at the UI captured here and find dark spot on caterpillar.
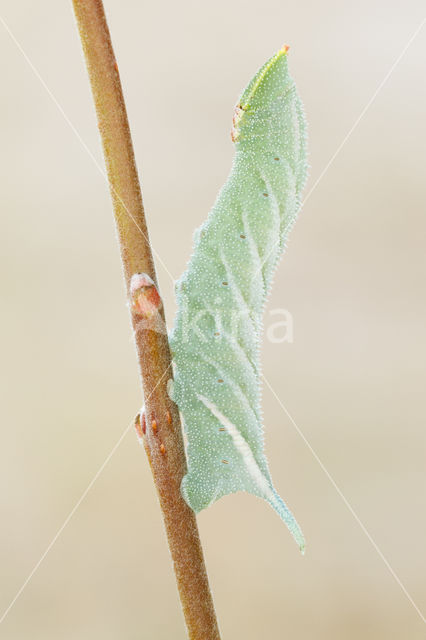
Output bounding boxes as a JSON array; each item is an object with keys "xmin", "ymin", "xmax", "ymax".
[
  {"xmin": 240, "ymin": 234, "xmax": 246, "ymax": 239},
  {"xmin": 222, "ymin": 281, "xmax": 228, "ymax": 286},
  {"xmin": 152, "ymin": 419, "xmax": 158, "ymax": 433},
  {"xmin": 160, "ymin": 443, "xmax": 166, "ymax": 455},
  {"xmin": 166, "ymin": 410, "xmax": 172, "ymax": 426}
]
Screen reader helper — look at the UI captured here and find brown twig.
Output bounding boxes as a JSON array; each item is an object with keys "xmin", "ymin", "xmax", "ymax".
[{"xmin": 71, "ymin": 1, "xmax": 221, "ymax": 638}]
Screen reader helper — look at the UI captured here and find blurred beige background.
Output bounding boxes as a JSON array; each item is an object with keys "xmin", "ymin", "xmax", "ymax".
[{"xmin": 0, "ymin": 1, "xmax": 425, "ymax": 638}]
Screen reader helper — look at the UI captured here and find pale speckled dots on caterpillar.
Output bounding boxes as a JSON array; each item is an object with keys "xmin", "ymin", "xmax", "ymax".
[{"xmin": 169, "ymin": 48, "xmax": 307, "ymax": 551}]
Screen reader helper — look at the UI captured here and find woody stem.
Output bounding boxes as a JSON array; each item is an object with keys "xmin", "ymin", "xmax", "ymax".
[{"xmin": 71, "ymin": 1, "xmax": 221, "ymax": 638}]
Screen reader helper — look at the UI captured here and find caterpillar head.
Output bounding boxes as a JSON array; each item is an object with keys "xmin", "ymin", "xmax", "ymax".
[{"xmin": 231, "ymin": 45, "xmax": 292, "ymax": 144}]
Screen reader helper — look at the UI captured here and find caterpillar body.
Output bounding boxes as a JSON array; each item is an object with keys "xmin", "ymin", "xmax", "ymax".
[{"xmin": 169, "ymin": 47, "xmax": 308, "ymax": 551}]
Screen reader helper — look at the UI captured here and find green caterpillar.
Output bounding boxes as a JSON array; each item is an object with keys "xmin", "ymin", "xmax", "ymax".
[{"xmin": 169, "ymin": 47, "xmax": 307, "ymax": 551}]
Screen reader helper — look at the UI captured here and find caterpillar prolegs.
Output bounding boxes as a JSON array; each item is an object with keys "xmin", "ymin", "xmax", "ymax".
[{"xmin": 169, "ymin": 47, "xmax": 308, "ymax": 551}]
